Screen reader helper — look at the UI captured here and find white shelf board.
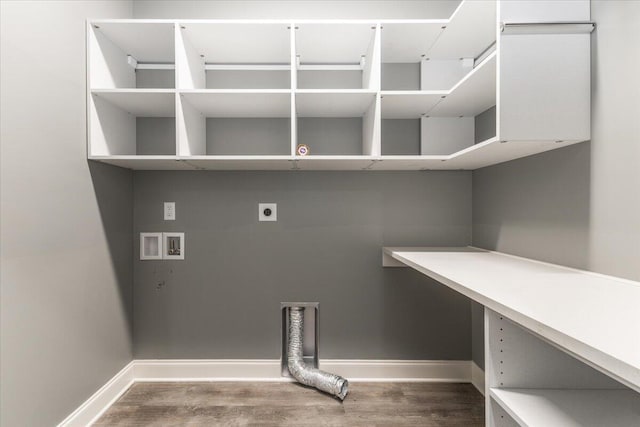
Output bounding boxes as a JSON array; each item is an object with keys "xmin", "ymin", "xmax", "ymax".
[
  {"xmin": 293, "ymin": 156, "xmax": 379, "ymax": 170},
  {"xmin": 91, "ymin": 90, "xmax": 175, "ymax": 117},
  {"xmin": 368, "ymin": 155, "xmax": 451, "ymax": 171},
  {"xmin": 89, "ymin": 140, "xmax": 591, "ymax": 171},
  {"xmin": 295, "ymin": 22, "xmax": 376, "ymax": 64},
  {"xmin": 490, "ymin": 388, "xmax": 640, "ymax": 427},
  {"xmin": 381, "ymin": 91, "xmax": 446, "ymax": 119},
  {"xmin": 381, "ymin": 52, "xmax": 495, "ymax": 119},
  {"xmin": 90, "ymin": 21, "xmax": 175, "ymax": 63},
  {"xmin": 381, "ymin": 21, "xmax": 446, "ymax": 63},
  {"xmin": 296, "ymin": 90, "xmax": 376, "ymax": 117},
  {"xmin": 180, "ymin": 90, "xmax": 291, "ymax": 117},
  {"xmin": 426, "ymin": 0, "xmax": 496, "ymax": 60},
  {"xmin": 180, "ymin": 156, "xmax": 295, "ymax": 170},
  {"xmin": 181, "ymin": 22, "xmax": 291, "ymax": 64},
  {"xmin": 89, "ymin": 156, "xmax": 191, "ymax": 170},
  {"xmin": 444, "ymin": 138, "xmax": 583, "ymax": 169},
  {"xmin": 383, "ymin": 247, "xmax": 640, "ymax": 392},
  {"xmin": 429, "ymin": 52, "xmax": 496, "ymax": 117}
]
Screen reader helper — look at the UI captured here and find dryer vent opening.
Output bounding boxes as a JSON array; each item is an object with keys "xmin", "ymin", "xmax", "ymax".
[{"xmin": 284, "ymin": 305, "xmax": 349, "ymax": 401}]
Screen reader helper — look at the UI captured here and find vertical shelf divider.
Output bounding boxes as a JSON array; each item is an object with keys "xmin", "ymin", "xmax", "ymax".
[
  {"xmin": 177, "ymin": 94, "xmax": 206, "ymax": 156},
  {"xmin": 363, "ymin": 24, "xmax": 381, "ymax": 156},
  {"xmin": 176, "ymin": 23, "xmax": 205, "ymax": 90},
  {"xmin": 176, "ymin": 22, "xmax": 205, "ymax": 156},
  {"xmin": 290, "ymin": 22, "xmax": 298, "ymax": 158},
  {"xmin": 174, "ymin": 23, "xmax": 180, "ymax": 157}
]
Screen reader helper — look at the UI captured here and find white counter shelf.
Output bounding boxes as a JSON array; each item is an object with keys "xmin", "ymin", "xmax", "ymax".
[{"xmin": 383, "ymin": 246, "xmax": 640, "ymax": 427}]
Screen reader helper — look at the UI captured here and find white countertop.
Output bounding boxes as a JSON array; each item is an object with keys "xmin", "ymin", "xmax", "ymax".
[{"xmin": 383, "ymin": 247, "xmax": 640, "ymax": 392}]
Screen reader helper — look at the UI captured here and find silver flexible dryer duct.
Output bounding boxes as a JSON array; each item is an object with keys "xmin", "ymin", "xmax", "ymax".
[{"xmin": 287, "ymin": 307, "xmax": 349, "ymax": 400}]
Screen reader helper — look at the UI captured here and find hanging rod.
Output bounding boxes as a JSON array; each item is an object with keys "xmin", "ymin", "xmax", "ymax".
[
  {"xmin": 126, "ymin": 55, "xmax": 366, "ymax": 71},
  {"xmin": 205, "ymin": 64, "xmax": 290, "ymax": 71},
  {"xmin": 501, "ymin": 21, "xmax": 595, "ymax": 35},
  {"xmin": 296, "ymin": 56, "xmax": 366, "ymax": 71},
  {"xmin": 128, "ymin": 63, "xmax": 363, "ymax": 72}
]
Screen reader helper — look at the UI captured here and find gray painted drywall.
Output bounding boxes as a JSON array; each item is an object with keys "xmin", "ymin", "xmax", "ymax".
[
  {"xmin": 207, "ymin": 118, "xmax": 291, "ymax": 155},
  {"xmin": 137, "ymin": 118, "xmax": 176, "ymax": 155},
  {"xmin": 298, "ymin": 118, "xmax": 363, "ymax": 155},
  {"xmin": 470, "ymin": 301, "xmax": 484, "ymax": 368},
  {"xmin": 475, "ymin": 106, "xmax": 496, "ymax": 144},
  {"xmin": 298, "ymin": 71, "xmax": 363, "ymax": 89},
  {"xmin": 471, "ymin": 1, "xmax": 640, "ymax": 368},
  {"xmin": 129, "ymin": 0, "xmax": 472, "ymax": 363},
  {"xmin": 0, "ymin": 2, "xmax": 134, "ymax": 426},
  {"xmin": 382, "ymin": 119, "xmax": 421, "ymax": 155},
  {"xmin": 133, "ymin": 171, "xmax": 472, "ymax": 359},
  {"xmin": 382, "ymin": 63, "xmax": 421, "ymax": 91},
  {"xmin": 474, "ymin": 143, "xmax": 592, "ymax": 269},
  {"xmin": 207, "ymin": 70, "xmax": 290, "ymax": 89},
  {"xmin": 136, "ymin": 69, "xmax": 175, "ymax": 88}
]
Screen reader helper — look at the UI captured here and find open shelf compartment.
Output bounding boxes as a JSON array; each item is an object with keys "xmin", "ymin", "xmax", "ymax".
[
  {"xmin": 381, "ymin": 0, "xmax": 496, "ymax": 92},
  {"xmin": 89, "ymin": 89, "xmax": 176, "ymax": 156},
  {"xmin": 381, "ymin": 52, "xmax": 496, "ymax": 156},
  {"xmin": 295, "ymin": 90, "xmax": 379, "ymax": 157},
  {"xmin": 490, "ymin": 388, "xmax": 640, "ymax": 427},
  {"xmin": 177, "ymin": 22, "xmax": 292, "ymax": 90},
  {"xmin": 178, "ymin": 90, "xmax": 292, "ymax": 156},
  {"xmin": 295, "ymin": 22, "xmax": 380, "ymax": 90},
  {"xmin": 89, "ymin": 21, "xmax": 175, "ymax": 89}
]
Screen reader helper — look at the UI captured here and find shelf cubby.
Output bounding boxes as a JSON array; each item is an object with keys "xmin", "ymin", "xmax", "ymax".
[
  {"xmin": 88, "ymin": 21, "xmax": 175, "ymax": 89},
  {"xmin": 295, "ymin": 23, "xmax": 380, "ymax": 90},
  {"xmin": 426, "ymin": 0, "xmax": 496, "ymax": 60},
  {"xmin": 177, "ymin": 22, "xmax": 292, "ymax": 90},
  {"xmin": 380, "ymin": 52, "xmax": 496, "ymax": 156},
  {"xmin": 490, "ymin": 388, "xmax": 640, "ymax": 427},
  {"xmin": 295, "ymin": 90, "xmax": 378, "ymax": 156},
  {"xmin": 381, "ymin": 1, "xmax": 495, "ymax": 93},
  {"xmin": 89, "ymin": 89, "xmax": 176, "ymax": 156},
  {"xmin": 428, "ymin": 53, "xmax": 496, "ymax": 117},
  {"xmin": 178, "ymin": 90, "xmax": 291, "ymax": 156},
  {"xmin": 380, "ymin": 119, "xmax": 421, "ymax": 156}
]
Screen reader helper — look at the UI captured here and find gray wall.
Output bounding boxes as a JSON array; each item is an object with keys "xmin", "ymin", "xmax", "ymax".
[
  {"xmin": 131, "ymin": 0, "xmax": 474, "ymax": 361},
  {"xmin": 471, "ymin": 0, "xmax": 640, "ymax": 368},
  {"xmin": 0, "ymin": 1, "xmax": 134, "ymax": 426},
  {"xmin": 133, "ymin": 171, "xmax": 473, "ymax": 359}
]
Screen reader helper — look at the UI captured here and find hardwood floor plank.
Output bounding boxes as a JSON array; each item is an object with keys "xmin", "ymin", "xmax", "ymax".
[{"xmin": 94, "ymin": 382, "xmax": 484, "ymax": 426}]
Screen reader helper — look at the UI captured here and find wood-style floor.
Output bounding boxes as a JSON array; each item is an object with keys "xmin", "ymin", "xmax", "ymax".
[{"xmin": 94, "ymin": 382, "xmax": 484, "ymax": 426}]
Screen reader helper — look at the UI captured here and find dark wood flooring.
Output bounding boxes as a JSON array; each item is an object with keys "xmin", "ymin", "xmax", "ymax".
[{"xmin": 94, "ymin": 382, "xmax": 484, "ymax": 426}]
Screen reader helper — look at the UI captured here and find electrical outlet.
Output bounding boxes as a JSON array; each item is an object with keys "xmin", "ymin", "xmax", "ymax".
[
  {"xmin": 259, "ymin": 203, "xmax": 277, "ymax": 222},
  {"xmin": 164, "ymin": 202, "xmax": 175, "ymax": 220}
]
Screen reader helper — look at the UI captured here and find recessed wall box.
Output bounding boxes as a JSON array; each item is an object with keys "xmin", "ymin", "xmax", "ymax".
[
  {"xmin": 163, "ymin": 232, "xmax": 185, "ymax": 260},
  {"xmin": 259, "ymin": 203, "xmax": 277, "ymax": 222},
  {"xmin": 140, "ymin": 233, "xmax": 163, "ymax": 260}
]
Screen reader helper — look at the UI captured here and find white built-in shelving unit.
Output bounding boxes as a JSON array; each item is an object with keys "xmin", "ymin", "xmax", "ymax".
[
  {"xmin": 382, "ymin": 247, "xmax": 640, "ymax": 427},
  {"xmin": 87, "ymin": 0, "xmax": 593, "ymax": 170}
]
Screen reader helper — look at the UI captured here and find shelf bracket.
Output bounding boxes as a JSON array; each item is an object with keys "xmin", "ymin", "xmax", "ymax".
[
  {"xmin": 127, "ymin": 55, "xmax": 176, "ymax": 70},
  {"xmin": 126, "ymin": 55, "xmax": 138, "ymax": 69},
  {"xmin": 204, "ymin": 63, "xmax": 290, "ymax": 71}
]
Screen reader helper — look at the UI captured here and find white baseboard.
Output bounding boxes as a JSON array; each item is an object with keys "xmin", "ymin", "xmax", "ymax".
[
  {"xmin": 133, "ymin": 359, "xmax": 285, "ymax": 381},
  {"xmin": 60, "ymin": 359, "xmax": 474, "ymax": 426},
  {"xmin": 57, "ymin": 361, "xmax": 134, "ymax": 427},
  {"xmin": 471, "ymin": 361, "xmax": 485, "ymax": 396},
  {"xmin": 133, "ymin": 359, "xmax": 472, "ymax": 383},
  {"xmin": 320, "ymin": 359, "xmax": 471, "ymax": 382}
]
